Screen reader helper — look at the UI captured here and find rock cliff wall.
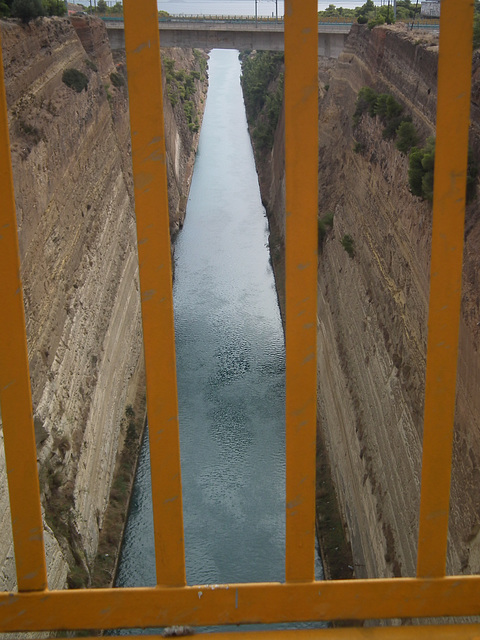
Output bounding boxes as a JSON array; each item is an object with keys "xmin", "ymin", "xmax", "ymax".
[
  {"xmin": 0, "ymin": 15, "xmax": 206, "ymax": 590},
  {"xmin": 260, "ymin": 24, "xmax": 480, "ymax": 580}
]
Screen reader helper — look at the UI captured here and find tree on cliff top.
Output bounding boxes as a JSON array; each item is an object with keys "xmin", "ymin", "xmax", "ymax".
[
  {"xmin": 11, "ymin": 0, "xmax": 44, "ymax": 22},
  {"xmin": 43, "ymin": 0, "xmax": 65, "ymax": 16},
  {"xmin": 8, "ymin": 0, "xmax": 66, "ymax": 22},
  {"xmin": 0, "ymin": 0, "xmax": 12, "ymax": 18}
]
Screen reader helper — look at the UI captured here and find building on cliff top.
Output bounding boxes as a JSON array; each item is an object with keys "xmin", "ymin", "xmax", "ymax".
[{"xmin": 421, "ymin": 0, "xmax": 440, "ymax": 17}]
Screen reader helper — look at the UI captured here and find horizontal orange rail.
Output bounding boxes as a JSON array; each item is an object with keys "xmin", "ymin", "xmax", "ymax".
[
  {"xmin": 2, "ymin": 577, "xmax": 480, "ymax": 631},
  {"xmin": 50, "ymin": 627, "xmax": 480, "ymax": 640},
  {"xmin": 0, "ymin": 0, "xmax": 477, "ymax": 636}
]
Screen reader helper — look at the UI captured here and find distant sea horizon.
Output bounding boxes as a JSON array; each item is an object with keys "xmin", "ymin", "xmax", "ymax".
[{"xmin": 157, "ymin": 0, "xmax": 381, "ymax": 17}]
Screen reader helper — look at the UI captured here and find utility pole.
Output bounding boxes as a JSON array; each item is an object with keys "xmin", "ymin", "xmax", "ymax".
[
  {"xmin": 255, "ymin": 0, "xmax": 257, "ymax": 27},
  {"xmin": 276, "ymin": 0, "xmax": 278, "ymax": 22},
  {"xmin": 393, "ymin": 0, "xmax": 397, "ymax": 19},
  {"xmin": 411, "ymin": 0, "xmax": 420, "ymax": 29}
]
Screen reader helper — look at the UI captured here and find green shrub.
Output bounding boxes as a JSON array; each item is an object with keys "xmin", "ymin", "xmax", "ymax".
[
  {"xmin": 175, "ymin": 69, "xmax": 186, "ymax": 83},
  {"xmin": 318, "ymin": 211, "xmax": 334, "ymax": 247},
  {"xmin": 353, "ymin": 86, "xmax": 377, "ymax": 125},
  {"xmin": 163, "ymin": 57, "xmax": 175, "ymax": 75},
  {"xmin": 408, "ymin": 147, "xmax": 425, "ymax": 197},
  {"xmin": 11, "ymin": 0, "xmax": 44, "ymax": 22},
  {"xmin": 62, "ymin": 68, "xmax": 89, "ymax": 93},
  {"xmin": 188, "ymin": 116, "xmax": 200, "ymax": 133},
  {"xmin": 167, "ymin": 88, "xmax": 177, "ymax": 107},
  {"xmin": 353, "ymin": 140, "xmax": 365, "ymax": 154},
  {"xmin": 323, "ymin": 211, "xmax": 334, "ymax": 227},
  {"xmin": 85, "ymin": 59, "xmax": 98, "ymax": 72},
  {"xmin": 420, "ymin": 138, "xmax": 435, "ymax": 201},
  {"xmin": 42, "ymin": 0, "xmax": 65, "ymax": 16},
  {"xmin": 104, "ymin": 83, "xmax": 112, "ymax": 103},
  {"xmin": 382, "ymin": 114, "xmax": 408, "ymax": 140},
  {"xmin": 368, "ymin": 15, "xmax": 385, "ymax": 29},
  {"xmin": 421, "ymin": 166, "xmax": 434, "ymax": 202},
  {"xmin": 357, "ymin": 14, "xmax": 368, "ymax": 23},
  {"xmin": 341, "ymin": 234, "xmax": 355, "ymax": 257},
  {"xmin": 355, "ymin": 86, "xmax": 412, "ymax": 146},
  {"xmin": 266, "ymin": 73, "xmax": 283, "ymax": 126},
  {"xmin": 163, "ymin": 56, "xmax": 202, "ymax": 125},
  {"xmin": 240, "ymin": 51, "xmax": 284, "ymax": 153},
  {"xmin": 19, "ymin": 120, "xmax": 42, "ymax": 144},
  {"xmin": 67, "ymin": 562, "xmax": 89, "ymax": 589},
  {"xmin": 396, "ymin": 120, "xmax": 418, "ymax": 154},
  {"xmin": 125, "ymin": 421, "xmax": 137, "ymax": 449},
  {"xmin": 408, "ymin": 138, "xmax": 435, "ymax": 201},
  {"xmin": 384, "ymin": 94, "xmax": 403, "ymax": 119},
  {"xmin": 110, "ymin": 71, "xmax": 124, "ymax": 88},
  {"xmin": 0, "ymin": 0, "xmax": 11, "ymax": 17},
  {"xmin": 474, "ymin": 13, "xmax": 480, "ymax": 50},
  {"xmin": 240, "ymin": 50, "xmax": 284, "ymax": 124},
  {"xmin": 374, "ymin": 93, "xmax": 389, "ymax": 118},
  {"xmin": 183, "ymin": 99, "xmax": 193, "ymax": 121},
  {"xmin": 252, "ymin": 122, "xmax": 271, "ymax": 149},
  {"xmin": 374, "ymin": 94, "xmax": 403, "ymax": 130},
  {"xmin": 193, "ymin": 48, "xmax": 207, "ymax": 77}
]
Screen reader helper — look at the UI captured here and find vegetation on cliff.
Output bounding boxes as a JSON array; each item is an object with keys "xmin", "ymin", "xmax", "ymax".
[
  {"xmin": 318, "ymin": 0, "xmax": 420, "ymax": 23},
  {"xmin": 163, "ymin": 51, "xmax": 207, "ymax": 134},
  {"xmin": 0, "ymin": 0, "xmax": 65, "ymax": 20},
  {"xmin": 62, "ymin": 68, "xmax": 89, "ymax": 93},
  {"xmin": 240, "ymin": 51, "xmax": 284, "ymax": 153},
  {"xmin": 353, "ymin": 86, "xmax": 412, "ymax": 143},
  {"xmin": 91, "ymin": 402, "xmax": 145, "ymax": 588},
  {"xmin": 318, "ymin": 211, "xmax": 335, "ymax": 248},
  {"xmin": 0, "ymin": 15, "xmax": 208, "ymax": 592},
  {"xmin": 408, "ymin": 137, "xmax": 435, "ymax": 201},
  {"xmin": 474, "ymin": 0, "xmax": 480, "ymax": 49},
  {"xmin": 353, "ymin": 86, "xmax": 478, "ymax": 203}
]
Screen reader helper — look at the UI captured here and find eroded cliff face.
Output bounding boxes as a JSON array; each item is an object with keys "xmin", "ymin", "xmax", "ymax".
[
  {"xmin": 0, "ymin": 15, "xmax": 206, "ymax": 590},
  {"xmin": 261, "ymin": 24, "xmax": 480, "ymax": 580}
]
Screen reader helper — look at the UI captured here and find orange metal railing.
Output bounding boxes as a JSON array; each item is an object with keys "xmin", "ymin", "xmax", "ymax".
[{"xmin": 0, "ymin": 0, "xmax": 479, "ymax": 637}]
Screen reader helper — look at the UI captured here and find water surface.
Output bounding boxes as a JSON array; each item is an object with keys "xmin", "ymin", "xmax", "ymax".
[{"xmin": 116, "ymin": 48, "xmax": 324, "ymax": 632}]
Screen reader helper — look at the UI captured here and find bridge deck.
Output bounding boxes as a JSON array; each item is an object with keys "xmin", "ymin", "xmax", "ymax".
[
  {"xmin": 104, "ymin": 19, "xmax": 351, "ymax": 55},
  {"xmin": 104, "ymin": 19, "xmax": 352, "ymax": 34}
]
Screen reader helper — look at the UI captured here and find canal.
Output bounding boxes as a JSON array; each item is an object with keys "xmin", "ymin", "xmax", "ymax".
[{"xmin": 116, "ymin": 48, "xmax": 324, "ymax": 632}]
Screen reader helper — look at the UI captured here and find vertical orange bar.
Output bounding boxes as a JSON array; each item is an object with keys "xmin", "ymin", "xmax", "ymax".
[
  {"xmin": 284, "ymin": 0, "xmax": 318, "ymax": 582},
  {"xmin": 0, "ymin": 31, "xmax": 47, "ymax": 591},
  {"xmin": 123, "ymin": 0, "xmax": 186, "ymax": 586},
  {"xmin": 417, "ymin": 0, "xmax": 474, "ymax": 578}
]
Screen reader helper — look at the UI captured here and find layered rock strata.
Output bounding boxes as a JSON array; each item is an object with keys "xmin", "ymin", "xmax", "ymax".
[
  {"xmin": 260, "ymin": 24, "xmax": 480, "ymax": 581},
  {"xmin": 0, "ymin": 15, "xmax": 206, "ymax": 590}
]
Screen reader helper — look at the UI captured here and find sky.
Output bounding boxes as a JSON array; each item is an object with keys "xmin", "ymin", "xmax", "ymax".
[{"xmin": 156, "ymin": 0, "xmax": 382, "ymax": 17}]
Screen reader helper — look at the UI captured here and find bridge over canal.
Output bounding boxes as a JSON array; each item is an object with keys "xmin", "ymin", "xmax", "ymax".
[{"xmin": 103, "ymin": 17, "xmax": 351, "ymax": 57}]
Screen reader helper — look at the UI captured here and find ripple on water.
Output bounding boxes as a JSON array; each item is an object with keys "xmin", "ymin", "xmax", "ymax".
[{"xmin": 115, "ymin": 50, "xmax": 324, "ymax": 632}]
